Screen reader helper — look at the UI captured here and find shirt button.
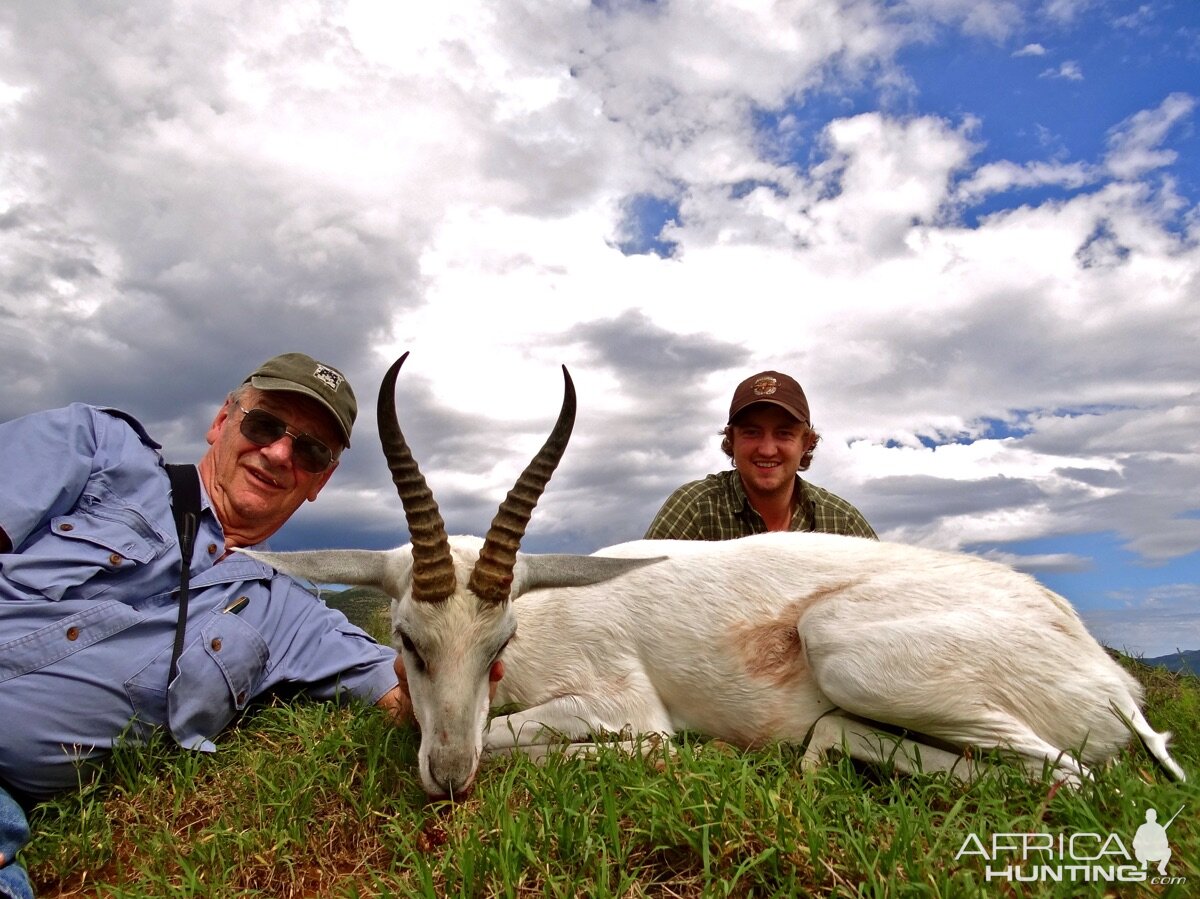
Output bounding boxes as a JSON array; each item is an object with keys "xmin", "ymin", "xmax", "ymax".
[
  {"xmin": 66, "ymin": 626, "xmax": 80, "ymax": 641},
  {"xmin": 108, "ymin": 553, "xmax": 123, "ymax": 566},
  {"xmin": 211, "ymin": 638, "xmax": 222, "ymax": 652},
  {"xmin": 236, "ymin": 691, "xmax": 247, "ymax": 706},
  {"xmin": 58, "ymin": 523, "xmax": 74, "ymax": 532},
  {"xmin": 207, "ymin": 543, "xmax": 218, "ymax": 555}
]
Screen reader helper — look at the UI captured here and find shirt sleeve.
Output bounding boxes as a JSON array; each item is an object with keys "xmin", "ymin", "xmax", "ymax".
[
  {"xmin": 0, "ymin": 405, "xmax": 105, "ymax": 551},
  {"xmin": 644, "ymin": 483, "xmax": 705, "ymax": 540},
  {"xmin": 839, "ymin": 510, "xmax": 878, "ymax": 540},
  {"xmin": 167, "ymin": 566, "xmax": 399, "ymax": 754},
  {"xmin": 260, "ymin": 576, "xmax": 398, "ymax": 706},
  {"xmin": 802, "ymin": 481, "xmax": 878, "ymax": 540}
]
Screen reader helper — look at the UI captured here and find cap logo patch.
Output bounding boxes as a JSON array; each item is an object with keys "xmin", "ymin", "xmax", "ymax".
[
  {"xmin": 313, "ymin": 364, "xmax": 343, "ymax": 391},
  {"xmin": 752, "ymin": 376, "xmax": 778, "ymax": 397}
]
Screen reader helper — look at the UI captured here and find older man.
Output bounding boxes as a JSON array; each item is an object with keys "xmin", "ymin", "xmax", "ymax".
[
  {"xmin": 645, "ymin": 369, "xmax": 875, "ymax": 540},
  {"xmin": 0, "ymin": 353, "xmax": 408, "ymax": 899}
]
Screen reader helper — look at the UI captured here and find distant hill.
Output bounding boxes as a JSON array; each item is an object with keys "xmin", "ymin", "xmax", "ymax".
[
  {"xmin": 1142, "ymin": 649, "xmax": 1200, "ymax": 675},
  {"xmin": 323, "ymin": 585, "xmax": 392, "ymax": 643}
]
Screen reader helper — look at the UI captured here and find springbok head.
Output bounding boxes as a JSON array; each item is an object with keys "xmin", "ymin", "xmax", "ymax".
[
  {"xmin": 243, "ymin": 352, "xmax": 580, "ymax": 798},
  {"xmin": 378, "ymin": 351, "xmax": 577, "ymax": 798}
]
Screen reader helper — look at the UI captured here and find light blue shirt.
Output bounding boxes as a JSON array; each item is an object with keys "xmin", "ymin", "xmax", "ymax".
[{"xmin": 0, "ymin": 404, "xmax": 397, "ymax": 800}]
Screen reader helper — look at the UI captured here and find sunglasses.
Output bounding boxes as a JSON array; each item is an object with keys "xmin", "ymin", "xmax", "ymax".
[{"xmin": 237, "ymin": 406, "xmax": 336, "ymax": 473}]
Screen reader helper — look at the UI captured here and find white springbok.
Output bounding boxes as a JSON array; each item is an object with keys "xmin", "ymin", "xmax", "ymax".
[{"xmin": 245, "ymin": 354, "xmax": 1186, "ymax": 799}]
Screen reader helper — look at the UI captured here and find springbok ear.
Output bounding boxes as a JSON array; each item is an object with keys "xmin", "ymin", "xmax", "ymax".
[
  {"xmin": 380, "ymin": 547, "xmax": 415, "ymax": 600},
  {"xmin": 237, "ymin": 548, "xmax": 393, "ymax": 588},
  {"xmin": 511, "ymin": 553, "xmax": 665, "ymax": 599}
]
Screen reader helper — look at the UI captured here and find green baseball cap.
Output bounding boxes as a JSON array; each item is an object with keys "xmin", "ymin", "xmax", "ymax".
[{"xmin": 244, "ymin": 352, "xmax": 357, "ymax": 447}]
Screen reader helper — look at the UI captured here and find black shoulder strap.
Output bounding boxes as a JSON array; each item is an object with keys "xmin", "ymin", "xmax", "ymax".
[{"xmin": 165, "ymin": 464, "xmax": 201, "ymax": 686}]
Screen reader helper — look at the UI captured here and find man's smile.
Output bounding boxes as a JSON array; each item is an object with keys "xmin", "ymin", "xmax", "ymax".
[{"xmin": 244, "ymin": 463, "xmax": 285, "ymax": 490}]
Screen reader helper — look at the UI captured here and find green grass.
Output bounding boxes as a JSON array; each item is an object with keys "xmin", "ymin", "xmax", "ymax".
[{"xmin": 22, "ymin": 655, "xmax": 1199, "ymax": 898}]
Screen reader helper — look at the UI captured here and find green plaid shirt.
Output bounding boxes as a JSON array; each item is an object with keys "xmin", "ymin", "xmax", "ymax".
[{"xmin": 644, "ymin": 469, "xmax": 877, "ymax": 541}]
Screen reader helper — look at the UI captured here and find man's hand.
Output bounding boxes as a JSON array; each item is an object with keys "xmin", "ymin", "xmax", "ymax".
[
  {"xmin": 374, "ymin": 655, "xmax": 414, "ymax": 724},
  {"xmin": 488, "ymin": 658, "xmax": 505, "ymax": 697},
  {"xmin": 375, "ymin": 684, "xmax": 413, "ymax": 725}
]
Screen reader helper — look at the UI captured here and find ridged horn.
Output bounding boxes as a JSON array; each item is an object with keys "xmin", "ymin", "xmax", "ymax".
[
  {"xmin": 377, "ymin": 353, "xmax": 456, "ymax": 603},
  {"xmin": 467, "ymin": 366, "xmax": 576, "ymax": 604}
]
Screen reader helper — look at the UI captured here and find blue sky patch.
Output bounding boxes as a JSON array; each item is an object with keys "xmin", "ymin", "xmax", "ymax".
[
  {"xmin": 615, "ymin": 193, "xmax": 680, "ymax": 257},
  {"xmin": 971, "ymin": 531, "xmax": 1200, "ymax": 611}
]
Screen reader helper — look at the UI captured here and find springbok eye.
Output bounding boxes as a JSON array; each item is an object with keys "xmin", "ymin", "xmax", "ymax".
[{"xmin": 398, "ymin": 631, "xmax": 427, "ymax": 674}]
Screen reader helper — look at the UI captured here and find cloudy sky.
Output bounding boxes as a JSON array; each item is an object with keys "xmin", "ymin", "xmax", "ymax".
[{"xmin": 2, "ymin": 1, "xmax": 1197, "ymax": 656}]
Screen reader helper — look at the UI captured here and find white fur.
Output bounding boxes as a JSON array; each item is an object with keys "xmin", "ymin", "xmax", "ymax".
[{"xmin": 245, "ymin": 530, "xmax": 1185, "ymax": 797}]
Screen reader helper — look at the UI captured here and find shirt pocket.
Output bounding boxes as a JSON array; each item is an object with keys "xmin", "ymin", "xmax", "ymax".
[
  {"xmin": 167, "ymin": 610, "xmax": 270, "ymax": 751},
  {"xmin": 2, "ymin": 502, "xmax": 165, "ymax": 602},
  {"xmin": 0, "ymin": 600, "xmax": 141, "ymax": 684}
]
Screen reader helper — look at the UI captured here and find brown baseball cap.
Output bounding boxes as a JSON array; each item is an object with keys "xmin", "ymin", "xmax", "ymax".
[
  {"xmin": 728, "ymin": 370, "xmax": 810, "ymax": 426},
  {"xmin": 244, "ymin": 352, "xmax": 357, "ymax": 447}
]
